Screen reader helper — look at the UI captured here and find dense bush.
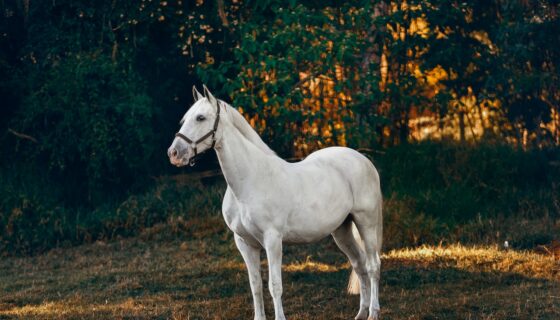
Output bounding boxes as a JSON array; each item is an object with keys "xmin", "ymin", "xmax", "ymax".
[
  {"xmin": 198, "ymin": 3, "xmax": 385, "ymax": 155},
  {"xmin": 0, "ymin": 1, "xmax": 559, "ymax": 255},
  {"xmin": 1, "ymin": 1, "xmax": 558, "ymax": 200},
  {"xmin": 379, "ymin": 143, "xmax": 560, "ymax": 222},
  {"xmin": 0, "ymin": 175, "xmax": 225, "ymax": 255},
  {"xmin": 378, "ymin": 143, "xmax": 560, "ymax": 248},
  {"xmin": 9, "ymin": 54, "xmax": 156, "ymax": 203},
  {"xmin": 1, "ymin": 143, "xmax": 558, "ymax": 255}
]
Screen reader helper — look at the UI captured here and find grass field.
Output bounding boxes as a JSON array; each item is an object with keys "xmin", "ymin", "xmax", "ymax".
[{"xmin": 0, "ymin": 216, "xmax": 558, "ymax": 320}]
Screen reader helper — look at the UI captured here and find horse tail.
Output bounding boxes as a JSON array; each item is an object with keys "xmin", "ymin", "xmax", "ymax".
[{"xmin": 347, "ymin": 221, "xmax": 365, "ymax": 295}]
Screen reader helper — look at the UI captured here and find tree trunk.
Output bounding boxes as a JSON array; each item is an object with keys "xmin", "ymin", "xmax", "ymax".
[{"xmin": 459, "ymin": 110, "xmax": 466, "ymax": 142}]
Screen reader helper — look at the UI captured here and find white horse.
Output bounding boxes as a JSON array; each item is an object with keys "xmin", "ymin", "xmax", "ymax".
[{"xmin": 168, "ymin": 86, "xmax": 383, "ymax": 320}]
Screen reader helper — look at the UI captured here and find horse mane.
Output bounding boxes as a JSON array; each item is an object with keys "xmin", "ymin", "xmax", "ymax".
[{"xmin": 221, "ymin": 101, "xmax": 276, "ymax": 156}]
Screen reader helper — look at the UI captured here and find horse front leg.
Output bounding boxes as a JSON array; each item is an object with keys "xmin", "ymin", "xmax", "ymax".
[
  {"xmin": 264, "ymin": 230, "xmax": 286, "ymax": 320},
  {"xmin": 234, "ymin": 234, "xmax": 266, "ymax": 320}
]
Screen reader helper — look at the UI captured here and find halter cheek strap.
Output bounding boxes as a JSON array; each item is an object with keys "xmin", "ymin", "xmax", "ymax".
[{"xmin": 175, "ymin": 102, "xmax": 221, "ymax": 166}]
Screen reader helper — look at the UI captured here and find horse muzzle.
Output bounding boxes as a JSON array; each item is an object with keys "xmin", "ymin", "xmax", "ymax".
[{"xmin": 167, "ymin": 140, "xmax": 192, "ymax": 167}]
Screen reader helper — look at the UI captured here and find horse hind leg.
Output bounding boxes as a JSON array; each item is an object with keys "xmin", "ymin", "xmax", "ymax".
[
  {"xmin": 352, "ymin": 204, "xmax": 383, "ymax": 320},
  {"xmin": 331, "ymin": 217, "xmax": 370, "ymax": 320}
]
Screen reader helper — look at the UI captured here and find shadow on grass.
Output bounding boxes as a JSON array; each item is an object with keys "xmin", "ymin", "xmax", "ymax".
[{"xmin": 0, "ymin": 236, "xmax": 558, "ymax": 319}]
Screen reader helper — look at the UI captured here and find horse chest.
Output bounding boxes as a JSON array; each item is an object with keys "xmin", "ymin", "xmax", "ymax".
[{"xmin": 222, "ymin": 199, "xmax": 269, "ymax": 243}]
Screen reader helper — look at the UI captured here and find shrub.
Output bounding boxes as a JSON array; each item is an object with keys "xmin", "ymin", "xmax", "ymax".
[
  {"xmin": 0, "ymin": 177, "xmax": 225, "ymax": 255},
  {"xmin": 1, "ymin": 142, "xmax": 558, "ymax": 255},
  {"xmin": 378, "ymin": 143, "xmax": 560, "ymax": 250},
  {"xmin": 377, "ymin": 143, "xmax": 560, "ymax": 222},
  {"xmin": 9, "ymin": 54, "xmax": 157, "ymax": 203}
]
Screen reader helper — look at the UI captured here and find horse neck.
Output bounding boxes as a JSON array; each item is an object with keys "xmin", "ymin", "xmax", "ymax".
[{"xmin": 215, "ymin": 121, "xmax": 282, "ymax": 200}]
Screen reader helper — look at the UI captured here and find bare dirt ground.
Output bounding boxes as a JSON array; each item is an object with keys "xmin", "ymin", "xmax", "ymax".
[{"xmin": 0, "ymin": 216, "xmax": 558, "ymax": 319}]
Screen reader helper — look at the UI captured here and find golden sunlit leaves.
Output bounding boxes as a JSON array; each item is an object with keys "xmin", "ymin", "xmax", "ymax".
[
  {"xmin": 192, "ymin": 1, "xmax": 559, "ymax": 150},
  {"xmin": 409, "ymin": 17, "xmax": 429, "ymax": 38},
  {"xmin": 291, "ymin": 72, "xmax": 351, "ymax": 155},
  {"xmin": 204, "ymin": 51, "xmax": 214, "ymax": 64},
  {"xmin": 471, "ymin": 30, "xmax": 497, "ymax": 54}
]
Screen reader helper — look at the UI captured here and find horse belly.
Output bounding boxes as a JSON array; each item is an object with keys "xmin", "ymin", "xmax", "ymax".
[{"xmin": 282, "ymin": 172, "xmax": 354, "ymax": 243}]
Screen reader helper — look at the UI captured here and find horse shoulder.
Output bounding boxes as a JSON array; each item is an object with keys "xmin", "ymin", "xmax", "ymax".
[
  {"xmin": 222, "ymin": 187, "xmax": 241, "ymax": 229},
  {"xmin": 222, "ymin": 187, "xmax": 265, "ymax": 244}
]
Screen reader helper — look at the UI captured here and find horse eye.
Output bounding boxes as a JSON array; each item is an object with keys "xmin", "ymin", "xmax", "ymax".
[{"xmin": 196, "ymin": 115, "xmax": 206, "ymax": 122}]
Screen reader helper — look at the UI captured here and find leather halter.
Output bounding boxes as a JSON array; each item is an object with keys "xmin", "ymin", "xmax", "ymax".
[{"xmin": 175, "ymin": 101, "xmax": 221, "ymax": 166}]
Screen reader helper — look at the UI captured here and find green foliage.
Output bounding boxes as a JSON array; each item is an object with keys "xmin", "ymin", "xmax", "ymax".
[
  {"xmin": 0, "ymin": 174, "xmax": 225, "ymax": 255},
  {"xmin": 377, "ymin": 143, "xmax": 560, "ymax": 248},
  {"xmin": 198, "ymin": 3, "xmax": 386, "ymax": 154},
  {"xmin": 379, "ymin": 142, "xmax": 559, "ymax": 221},
  {"xmin": 489, "ymin": 1, "xmax": 560, "ymax": 145},
  {"xmin": 196, "ymin": 1, "xmax": 560, "ymax": 148},
  {"xmin": 2, "ymin": 143, "xmax": 558, "ymax": 255},
  {"xmin": 11, "ymin": 54, "xmax": 156, "ymax": 201},
  {"xmin": 1, "ymin": 0, "xmax": 559, "ymax": 255},
  {"xmin": 3, "ymin": 0, "xmax": 559, "ymax": 172}
]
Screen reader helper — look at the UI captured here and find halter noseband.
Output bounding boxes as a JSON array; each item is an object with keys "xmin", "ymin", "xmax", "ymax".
[{"xmin": 175, "ymin": 101, "xmax": 221, "ymax": 166}]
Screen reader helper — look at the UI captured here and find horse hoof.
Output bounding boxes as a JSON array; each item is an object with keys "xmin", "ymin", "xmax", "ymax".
[
  {"xmin": 367, "ymin": 311, "xmax": 379, "ymax": 320},
  {"xmin": 355, "ymin": 310, "xmax": 368, "ymax": 320}
]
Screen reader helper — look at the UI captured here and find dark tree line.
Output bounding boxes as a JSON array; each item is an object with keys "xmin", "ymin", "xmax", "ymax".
[{"xmin": 1, "ymin": 0, "xmax": 559, "ymax": 203}]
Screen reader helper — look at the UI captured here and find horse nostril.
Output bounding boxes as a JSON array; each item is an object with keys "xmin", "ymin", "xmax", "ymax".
[{"xmin": 171, "ymin": 148, "xmax": 178, "ymax": 158}]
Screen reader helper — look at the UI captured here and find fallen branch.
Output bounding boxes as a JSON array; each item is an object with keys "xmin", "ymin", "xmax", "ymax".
[
  {"xmin": 357, "ymin": 147, "xmax": 385, "ymax": 155},
  {"xmin": 8, "ymin": 128, "xmax": 38, "ymax": 143}
]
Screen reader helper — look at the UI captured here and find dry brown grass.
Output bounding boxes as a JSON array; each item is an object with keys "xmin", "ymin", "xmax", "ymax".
[{"xmin": 0, "ymin": 218, "xmax": 558, "ymax": 319}]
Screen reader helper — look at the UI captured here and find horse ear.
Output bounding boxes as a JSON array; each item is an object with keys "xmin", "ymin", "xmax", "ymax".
[
  {"xmin": 202, "ymin": 84, "xmax": 217, "ymax": 106},
  {"xmin": 192, "ymin": 85, "xmax": 204, "ymax": 101}
]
